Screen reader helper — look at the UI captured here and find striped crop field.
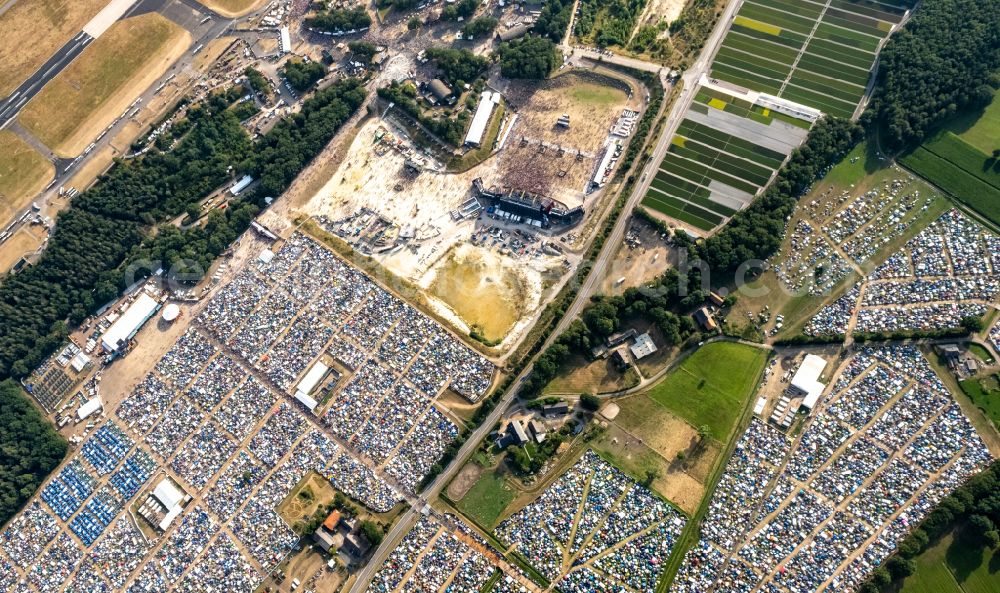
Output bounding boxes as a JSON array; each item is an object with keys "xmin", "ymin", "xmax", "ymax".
[
  {"xmin": 641, "ymin": 89, "xmax": 810, "ymax": 232},
  {"xmin": 710, "ymin": 0, "xmax": 916, "ymax": 118}
]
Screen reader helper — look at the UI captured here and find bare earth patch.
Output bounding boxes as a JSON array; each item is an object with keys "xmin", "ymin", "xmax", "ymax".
[{"xmin": 446, "ymin": 462, "xmax": 484, "ymax": 501}]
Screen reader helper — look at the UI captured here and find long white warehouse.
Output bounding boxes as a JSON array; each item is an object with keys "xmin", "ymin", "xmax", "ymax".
[{"xmin": 101, "ymin": 293, "xmax": 159, "ymax": 352}]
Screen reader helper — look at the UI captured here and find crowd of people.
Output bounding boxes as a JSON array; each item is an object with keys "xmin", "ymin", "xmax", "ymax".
[
  {"xmin": 806, "ymin": 209, "xmax": 999, "ymax": 337},
  {"xmin": 669, "ymin": 346, "xmax": 994, "ymax": 593},
  {"xmin": 496, "ymin": 451, "xmax": 686, "ymax": 590}
]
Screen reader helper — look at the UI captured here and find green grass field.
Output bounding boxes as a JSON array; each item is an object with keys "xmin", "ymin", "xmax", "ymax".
[
  {"xmin": 454, "ymin": 469, "xmax": 515, "ymax": 529},
  {"xmin": 901, "ymin": 145, "xmax": 1000, "ymax": 228},
  {"xmin": 901, "ymin": 525, "xmax": 1000, "ymax": 593},
  {"xmin": 958, "ymin": 375, "xmax": 1000, "ymax": 430},
  {"xmin": 644, "ymin": 342, "xmax": 768, "ymax": 440},
  {"xmin": 948, "ymin": 91, "xmax": 1000, "ymax": 155}
]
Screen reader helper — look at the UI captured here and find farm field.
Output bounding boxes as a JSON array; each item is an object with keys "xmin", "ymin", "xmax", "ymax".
[
  {"xmin": 710, "ymin": 0, "xmax": 914, "ymax": 118},
  {"xmin": 958, "ymin": 376, "xmax": 1000, "ymax": 431},
  {"xmin": 0, "ymin": 0, "xmax": 108, "ymax": 97},
  {"xmin": 900, "ymin": 91, "xmax": 1000, "ymax": 227},
  {"xmin": 17, "ymin": 13, "xmax": 190, "ymax": 157},
  {"xmin": 0, "ymin": 131, "xmax": 54, "ymax": 223},
  {"xmin": 641, "ymin": 84, "xmax": 808, "ymax": 231},
  {"xmin": 643, "ymin": 341, "xmax": 768, "ymax": 441}
]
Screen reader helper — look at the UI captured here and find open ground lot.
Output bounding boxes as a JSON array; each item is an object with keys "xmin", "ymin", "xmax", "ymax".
[
  {"xmin": 296, "ymin": 117, "xmax": 570, "ymax": 352},
  {"xmin": 643, "ymin": 341, "xmax": 769, "ymax": 440},
  {"xmin": 0, "ymin": 0, "xmax": 108, "ymax": 97},
  {"xmin": 670, "ymin": 345, "xmax": 996, "ymax": 593},
  {"xmin": 0, "ymin": 130, "xmax": 54, "ymax": 220},
  {"xmin": 17, "ymin": 13, "xmax": 190, "ymax": 156},
  {"xmin": 496, "ymin": 71, "xmax": 639, "ymax": 204},
  {"xmin": 195, "ymin": 0, "xmax": 268, "ymax": 17}
]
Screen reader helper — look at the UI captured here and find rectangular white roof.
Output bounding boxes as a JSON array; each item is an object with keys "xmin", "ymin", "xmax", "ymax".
[
  {"xmin": 230, "ymin": 175, "xmax": 254, "ymax": 196},
  {"xmin": 153, "ymin": 479, "xmax": 184, "ymax": 510},
  {"xmin": 296, "ymin": 360, "xmax": 329, "ymax": 396},
  {"xmin": 101, "ymin": 293, "xmax": 158, "ymax": 352},
  {"xmin": 464, "ymin": 91, "xmax": 498, "ymax": 146},
  {"xmin": 792, "ymin": 354, "xmax": 827, "ymax": 409},
  {"xmin": 280, "ymin": 26, "xmax": 292, "ymax": 53},
  {"xmin": 77, "ymin": 397, "xmax": 102, "ymax": 420},
  {"xmin": 295, "ymin": 390, "xmax": 319, "ymax": 411}
]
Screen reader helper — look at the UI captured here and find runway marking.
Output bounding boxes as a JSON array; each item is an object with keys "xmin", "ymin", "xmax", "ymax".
[{"xmin": 83, "ymin": 0, "xmax": 141, "ymax": 37}]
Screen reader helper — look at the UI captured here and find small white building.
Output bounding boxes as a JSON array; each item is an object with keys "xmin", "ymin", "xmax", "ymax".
[
  {"xmin": 629, "ymin": 333, "xmax": 657, "ymax": 360},
  {"xmin": 789, "ymin": 354, "xmax": 827, "ymax": 410},
  {"xmin": 76, "ymin": 397, "xmax": 102, "ymax": 421}
]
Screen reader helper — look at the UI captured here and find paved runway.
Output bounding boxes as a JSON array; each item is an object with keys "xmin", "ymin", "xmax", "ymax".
[{"xmin": 0, "ymin": 32, "xmax": 93, "ymax": 128}]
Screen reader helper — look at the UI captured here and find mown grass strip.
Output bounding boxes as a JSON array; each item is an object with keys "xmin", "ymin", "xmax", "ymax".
[{"xmin": 901, "ymin": 148, "xmax": 1000, "ymax": 228}]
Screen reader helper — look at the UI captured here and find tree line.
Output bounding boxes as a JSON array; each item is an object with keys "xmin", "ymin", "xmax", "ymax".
[
  {"xmin": 869, "ymin": 0, "xmax": 1000, "ymax": 151},
  {"xmin": 304, "ymin": 6, "xmax": 372, "ymax": 33},
  {"xmin": 0, "ymin": 380, "xmax": 68, "ymax": 527}
]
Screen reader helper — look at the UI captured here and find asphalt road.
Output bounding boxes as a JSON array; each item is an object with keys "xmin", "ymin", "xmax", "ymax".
[{"xmin": 347, "ymin": 2, "xmax": 746, "ymax": 591}]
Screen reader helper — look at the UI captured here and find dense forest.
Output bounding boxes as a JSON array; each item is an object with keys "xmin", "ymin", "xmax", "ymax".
[
  {"xmin": 461, "ymin": 16, "xmax": 498, "ymax": 39},
  {"xmin": 304, "ymin": 6, "xmax": 372, "ymax": 33},
  {"xmin": 870, "ymin": 0, "xmax": 1000, "ymax": 150},
  {"xmin": 497, "ymin": 37, "xmax": 562, "ymax": 79},
  {"xmin": 0, "ymin": 380, "xmax": 67, "ymax": 526},
  {"xmin": 282, "ymin": 59, "xmax": 327, "ymax": 93},
  {"xmin": 424, "ymin": 47, "xmax": 489, "ymax": 88},
  {"xmin": 533, "ymin": 0, "xmax": 574, "ymax": 42},
  {"xmin": 573, "ymin": 0, "xmax": 647, "ymax": 48}
]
